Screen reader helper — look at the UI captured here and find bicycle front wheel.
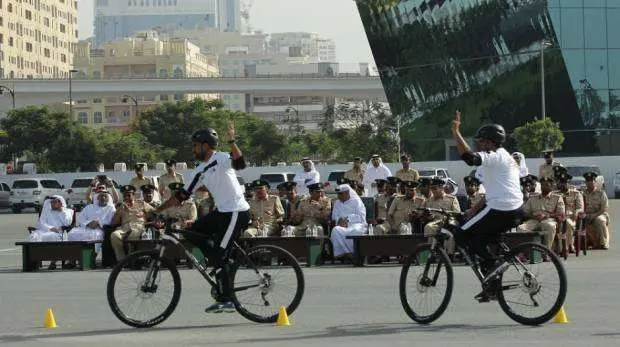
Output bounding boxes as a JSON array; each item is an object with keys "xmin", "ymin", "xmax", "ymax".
[
  {"xmin": 230, "ymin": 245, "xmax": 305, "ymax": 323},
  {"xmin": 498, "ymin": 242, "xmax": 567, "ymax": 326},
  {"xmin": 107, "ymin": 250, "xmax": 181, "ymax": 328},
  {"xmin": 399, "ymin": 243, "xmax": 453, "ymax": 324}
]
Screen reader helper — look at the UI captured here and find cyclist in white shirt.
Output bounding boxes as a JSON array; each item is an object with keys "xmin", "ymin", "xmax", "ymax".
[
  {"xmin": 157, "ymin": 121, "xmax": 250, "ymax": 313},
  {"xmin": 451, "ymin": 111, "xmax": 524, "ymax": 302}
]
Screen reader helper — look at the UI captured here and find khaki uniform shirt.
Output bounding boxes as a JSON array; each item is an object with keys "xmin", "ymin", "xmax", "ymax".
[
  {"xmin": 424, "ymin": 194, "xmax": 461, "ymax": 220},
  {"xmin": 389, "ymin": 195, "xmax": 426, "ymax": 228},
  {"xmin": 395, "ymin": 168, "xmax": 420, "ymax": 182},
  {"xmin": 249, "ymin": 195, "xmax": 284, "ymax": 230},
  {"xmin": 344, "ymin": 167, "xmax": 365, "ymax": 183},
  {"xmin": 129, "ymin": 176, "xmax": 155, "ymax": 199},
  {"xmin": 114, "ymin": 200, "xmax": 154, "ymax": 233},
  {"xmin": 375, "ymin": 193, "xmax": 391, "ymax": 221},
  {"xmin": 522, "ymin": 192, "xmax": 565, "ymax": 219},
  {"xmin": 538, "ymin": 162, "xmax": 561, "ymax": 179},
  {"xmin": 583, "ymin": 188, "xmax": 608, "ymax": 216},
  {"xmin": 158, "ymin": 172, "xmax": 184, "ymax": 200},
  {"xmin": 161, "ymin": 199, "xmax": 197, "ymax": 222},
  {"xmin": 556, "ymin": 189, "xmax": 584, "ymax": 219},
  {"xmin": 294, "ymin": 196, "xmax": 331, "ymax": 229}
]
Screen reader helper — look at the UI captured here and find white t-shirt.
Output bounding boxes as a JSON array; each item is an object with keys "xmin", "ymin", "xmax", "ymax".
[
  {"xmin": 476, "ymin": 148, "xmax": 523, "ymax": 211},
  {"xmin": 191, "ymin": 152, "xmax": 249, "ymax": 213}
]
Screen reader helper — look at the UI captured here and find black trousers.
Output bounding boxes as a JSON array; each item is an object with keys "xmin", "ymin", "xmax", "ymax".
[
  {"xmin": 454, "ymin": 205, "xmax": 523, "ymax": 273},
  {"xmin": 184, "ymin": 209, "xmax": 250, "ymax": 301}
]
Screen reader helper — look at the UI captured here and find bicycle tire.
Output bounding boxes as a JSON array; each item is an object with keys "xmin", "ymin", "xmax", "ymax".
[
  {"xmin": 231, "ymin": 245, "xmax": 305, "ymax": 323},
  {"xmin": 107, "ymin": 250, "xmax": 182, "ymax": 328},
  {"xmin": 497, "ymin": 242, "xmax": 567, "ymax": 326},
  {"xmin": 399, "ymin": 243, "xmax": 453, "ymax": 324}
]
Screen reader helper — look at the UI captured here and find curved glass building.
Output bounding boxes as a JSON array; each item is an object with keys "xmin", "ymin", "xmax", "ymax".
[{"xmin": 356, "ymin": 0, "xmax": 620, "ymax": 160}]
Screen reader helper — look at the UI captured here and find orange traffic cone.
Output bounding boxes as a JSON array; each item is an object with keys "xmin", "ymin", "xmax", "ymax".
[
  {"xmin": 552, "ymin": 306, "xmax": 569, "ymax": 324},
  {"xmin": 276, "ymin": 305, "xmax": 291, "ymax": 326},
  {"xmin": 44, "ymin": 308, "xmax": 57, "ymax": 329}
]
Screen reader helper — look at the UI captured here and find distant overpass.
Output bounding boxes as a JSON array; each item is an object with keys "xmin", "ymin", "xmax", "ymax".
[{"xmin": 0, "ymin": 76, "xmax": 387, "ymax": 108}]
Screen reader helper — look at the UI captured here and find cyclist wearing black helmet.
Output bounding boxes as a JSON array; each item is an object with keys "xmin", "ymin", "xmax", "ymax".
[
  {"xmin": 451, "ymin": 111, "xmax": 523, "ymax": 302},
  {"xmin": 157, "ymin": 121, "xmax": 250, "ymax": 313}
]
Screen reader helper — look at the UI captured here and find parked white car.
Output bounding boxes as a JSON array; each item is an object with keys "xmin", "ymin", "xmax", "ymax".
[
  {"xmin": 0, "ymin": 181, "xmax": 11, "ymax": 208},
  {"xmin": 613, "ymin": 171, "xmax": 620, "ymax": 199},
  {"xmin": 259, "ymin": 172, "xmax": 296, "ymax": 194},
  {"xmin": 324, "ymin": 170, "xmax": 346, "ymax": 195},
  {"xmin": 10, "ymin": 178, "xmax": 65, "ymax": 213},
  {"xmin": 417, "ymin": 168, "xmax": 452, "ymax": 179}
]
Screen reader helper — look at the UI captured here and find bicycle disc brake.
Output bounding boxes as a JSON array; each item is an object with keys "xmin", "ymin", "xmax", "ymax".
[{"xmin": 520, "ymin": 271, "xmax": 541, "ymax": 307}]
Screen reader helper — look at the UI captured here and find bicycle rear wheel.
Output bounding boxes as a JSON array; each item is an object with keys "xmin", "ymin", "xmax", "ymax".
[
  {"xmin": 399, "ymin": 243, "xmax": 453, "ymax": 324},
  {"xmin": 107, "ymin": 250, "xmax": 181, "ymax": 328},
  {"xmin": 497, "ymin": 242, "xmax": 567, "ymax": 326},
  {"xmin": 230, "ymin": 245, "xmax": 304, "ymax": 323}
]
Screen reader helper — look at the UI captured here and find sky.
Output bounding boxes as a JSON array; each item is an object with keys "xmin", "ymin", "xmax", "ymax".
[{"xmin": 77, "ymin": 0, "xmax": 377, "ymax": 71}]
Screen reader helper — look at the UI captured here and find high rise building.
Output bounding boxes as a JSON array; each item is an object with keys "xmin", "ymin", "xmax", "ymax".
[
  {"xmin": 268, "ymin": 32, "xmax": 337, "ymax": 62},
  {"xmin": 356, "ymin": 0, "xmax": 620, "ymax": 158},
  {"xmin": 0, "ymin": 0, "xmax": 78, "ymax": 79},
  {"xmin": 217, "ymin": 0, "xmax": 241, "ymax": 32},
  {"xmin": 72, "ymin": 32, "xmax": 219, "ymax": 129},
  {"xmin": 93, "ymin": 0, "xmax": 218, "ymax": 46}
]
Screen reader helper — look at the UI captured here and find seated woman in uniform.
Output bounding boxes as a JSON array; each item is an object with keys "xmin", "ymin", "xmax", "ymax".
[{"xmin": 28, "ymin": 195, "xmax": 74, "ymax": 270}]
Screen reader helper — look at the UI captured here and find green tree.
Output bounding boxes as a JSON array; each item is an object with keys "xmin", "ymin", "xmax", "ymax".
[{"xmin": 513, "ymin": 118, "xmax": 565, "ymax": 157}]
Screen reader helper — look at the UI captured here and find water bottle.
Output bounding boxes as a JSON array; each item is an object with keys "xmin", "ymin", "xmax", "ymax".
[
  {"xmin": 312, "ymin": 225, "xmax": 318, "ymax": 237},
  {"xmin": 62, "ymin": 231, "xmax": 68, "ymax": 241},
  {"xmin": 368, "ymin": 224, "xmax": 374, "ymax": 236},
  {"xmin": 261, "ymin": 225, "xmax": 268, "ymax": 237}
]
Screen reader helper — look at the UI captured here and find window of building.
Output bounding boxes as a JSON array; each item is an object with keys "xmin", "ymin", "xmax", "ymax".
[
  {"xmin": 44, "ymin": 17, "xmax": 49, "ymax": 27},
  {"xmin": 43, "ymin": 48, "xmax": 50, "ymax": 57},
  {"xmin": 60, "ymin": 54, "xmax": 66, "ymax": 63},
  {"xmin": 25, "ymin": 10, "xmax": 32, "ymax": 20},
  {"xmin": 8, "ymin": 37, "xmax": 13, "ymax": 47},
  {"xmin": 60, "ymin": 24, "xmax": 65, "ymax": 33},
  {"xmin": 174, "ymin": 93, "xmax": 183, "ymax": 101},
  {"xmin": 76, "ymin": 99, "xmax": 88, "ymax": 104},
  {"xmin": 0, "ymin": 17, "xmax": 3, "ymax": 26},
  {"xmin": 159, "ymin": 94, "xmax": 169, "ymax": 101},
  {"xmin": 25, "ymin": 42, "xmax": 32, "ymax": 52},
  {"xmin": 93, "ymin": 98, "xmax": 102, "ymax": 103},
  {"xmin": 159, "ymin": 69, "xmax": 168, "ymax": 78},
  {"xmin": 7, "ymin": 3, "xmax": 11, "ymax": 12},
  {"xmin": 0, "ymin": 34, "xmax": 3, "ymax": 44},
  {"xmin": 93, "ymin": 112, "xmax": 103, "ymax": 123},
  {"xmin": 93, "ymin": 71, "xmax": 101, "ymax": 79},
  {"xmin": 78, "ymin": 112, "xmax": 88, "ymax": 124}
]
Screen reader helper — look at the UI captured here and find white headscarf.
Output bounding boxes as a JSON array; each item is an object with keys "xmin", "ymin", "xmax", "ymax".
[
  {"xmin": 92, "ymin": 191, "xmax": 115, "ymax": 207},
  {"xmin": 512, "ymin": 152, "xmax": 529, "ymax": 178},
  {"xmin": 362, "ymin": 155, "xmax": 392, "ymax": 197},
  {"xmin": 332, "ymin": 184, "xmax": 366, "ymax": 224},
  {"xmin": 78, "ymin": 192, "xmax": 116, "ymax": 228},
  {"xmin": 38, "ymin": 195, "xmax": 73, "ymax": 231},
  {"xmin": 294, "ymin": 158, "xmax": 320, "ymax": 196}
]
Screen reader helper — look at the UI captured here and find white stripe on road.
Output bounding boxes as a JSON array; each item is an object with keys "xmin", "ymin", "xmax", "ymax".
[{"xmin": 0, "ymin": 248, "xmax": 17, "ymax": 252}]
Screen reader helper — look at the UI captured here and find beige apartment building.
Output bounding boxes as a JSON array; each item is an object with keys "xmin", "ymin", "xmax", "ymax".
[
  {"xmin": 71, "ymin": 32, "xmax": 219, "ymax": 129},
  {"xmin": 0, "ymin": 0, "xmax": 78, "ymax": 79}
]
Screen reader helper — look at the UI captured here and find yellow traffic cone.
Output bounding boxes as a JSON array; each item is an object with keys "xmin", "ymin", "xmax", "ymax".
[
  {"xmin": 44, "ymin": 308, "xmax": 57, "ymax": 329},
  {"xmin": 276, "ymin": 305, "xmax": 291, "ymax": 326},
  {"xmin": 552, "ymin": 306, "xmax": 569, "ymax": 324}
]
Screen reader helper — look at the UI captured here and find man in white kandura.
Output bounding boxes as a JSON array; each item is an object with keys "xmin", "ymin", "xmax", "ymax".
[
  {"xmin": 68, "ymin": 191, "xmax": 116, "ymax": 246},
  {"xmin": 362, "ymin": 154, "xmax": 392, "ymax": 197},
  {"xmin": 294, "ymin": 157, "xmax": 320, "ymax": 196},
  {"xmin": 330, "ymin": 184, "xmax": 367, "ymax": 260},
  {"xmin": 29, "ymin": 195, "xmax": 74, "ymax": 242}
]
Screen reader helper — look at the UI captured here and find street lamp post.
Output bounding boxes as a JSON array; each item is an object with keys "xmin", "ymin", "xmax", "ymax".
[
  {"xmin": 122, "ymin": 94, "xmax": 139, "ymax": 121},
  {"xmin": 68, "ymin": 69, "xmax": 78, "ymax": 119},
  {"xmin": 540, "ymin": 40, "xmax": 552, "ymax": 120},
  {"xmin": 0, "ymin": 85, "xmax": 15, "ymax": 108}
]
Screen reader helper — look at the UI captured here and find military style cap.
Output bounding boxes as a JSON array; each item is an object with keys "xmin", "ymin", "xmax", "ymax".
[
  {"xmin": 519, "ymin": 176, "xmax": 531, "ymax": 186},
  {"xmin": 244, "ymin": 182, "xmax": 255, "ymax": 190},
  {"xmin": 121, "ymin": 185, "xmax": 136, "ymax": 194},
  {"xmin": 370, "ymin": 154, "xmax": 380, "ymax": 159},
  {"xmin": 430, "ymin": 176, "xmax": 446, "ymax": 186},
  {"xmin": 353, "ymin": 156, "xmax": 362, "ymax": 161},
  {"xmin": 140, "ymin": 184, "xmax": 156, "ymax": 192},
  {"xmin": 336, "ymin": 177, "xmax": 351, "ymax": 185},
  {"xmin": 276, "ymin": 182, "xmax": 287, "ymax": 189},
  {"xmin": 542, "ymin": 149, "xmax": 554, "ymax": 156},
  {"xmin": 283, "ymin": 181, "xmax": 297, "ymax": 191},
  {"xmin": 583, "ymin": 171, "xmax": 598, "ymax": 181},
  {"xmin": 400, "ymin": 154, "xmax": 410, "ymax": 161},
  {"xmin": 375, "ymin": 178, "xmax": 388, "ymax": 185},
  {"xmin": 556, "ymin": 171, "xmax": 572, "ymax": 183},
  {"xmin": 252, "ymin": 179, "xmax": 270, "ymax": 189},
  {"xmin": 539, "ymin": 176, "xmax": 554, "ymax": 183},
  {"xmin": 135, "ymin": 163, "xmax": 146, "ymax": 171},
  {"xmin": 300, "ymin": 157, "xmax": 311, "ymax": 162},
  {"xmin": 165, "ymin": 159, "xmax": 177, "ymax": 166},
  {"xmin": 417, "ymin": 177, "xmax": 432, "ymax": 187},
  {"xmin": 386, "ymin": 176, "xmax": 401, "ymax": 185},
  {"xmin": 527, "ymin": 174, "xmax": 539, "ymax": 182},
  {"xmin": 168, "ymin": 182, "xmax": 184, "ymax": 191},
  {"xmin": 402, "ymin": 180, "xmax": 418, "ymax": 189},
  {"xmin": 464, "ymin": 175, "xmax": 481, "ymax": 185},
  {"xmin": 307, "ymin": 182, "xmax": 324, "ymax": 191}
]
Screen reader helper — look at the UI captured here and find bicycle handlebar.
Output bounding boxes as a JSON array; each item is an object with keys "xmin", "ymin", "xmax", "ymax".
[{"xmin": 416, "ymin": 207, "xmax": 465, "ymax": 218}]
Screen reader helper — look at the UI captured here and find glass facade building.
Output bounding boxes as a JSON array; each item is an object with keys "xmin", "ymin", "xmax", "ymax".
[{"xmin": 356, "ymin": 0, "xmax": 620, "ymax": 160}]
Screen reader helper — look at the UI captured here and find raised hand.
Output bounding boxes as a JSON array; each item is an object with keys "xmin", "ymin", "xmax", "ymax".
[
  {"xmin": 226, "ymin": 120, "xmax": 235, "ymax": 142},
  {"xmin": 451, "ymin": 110, "xmax": 461, "ymax": 134}
]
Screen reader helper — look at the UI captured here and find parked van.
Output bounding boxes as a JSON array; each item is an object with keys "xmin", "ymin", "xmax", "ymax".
[
  {"xmin": 10, "ymin": 178, "xmax": 65, "ymax": 213},
  {"xmin": 259, "ymin": 172, "xmax": 295, "ymax": 193}
]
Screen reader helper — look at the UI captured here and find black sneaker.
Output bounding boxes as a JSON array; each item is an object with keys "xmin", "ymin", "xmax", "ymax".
[
  {"xmin": 204, "ymin": 301, "xmax": 235, "ymax": 313},
  {"xmin": 482, "ymin": 260, "xmax": 510, "ymax": 283},
  {"xmin": 474, "ymin": 279, "xmax": 500, "ymax": 303}
]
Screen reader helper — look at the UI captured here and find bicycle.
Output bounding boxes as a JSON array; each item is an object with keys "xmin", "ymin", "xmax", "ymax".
[
  {"xmin": 106, "ymin": 218, "xmax": 305, "ymax": 328},
  {"xmin": 399, "ymin": 207, "xmax": 567, "ymax": 326}
]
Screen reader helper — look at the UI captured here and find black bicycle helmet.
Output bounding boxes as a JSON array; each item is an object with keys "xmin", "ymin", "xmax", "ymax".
[
  {"xmin": 474, "ymin": 124, "xmax": 506, "ymax": 145},
  {"xmin": 191, "ymin": 128, "xmax": 218, "ymax": 148}
]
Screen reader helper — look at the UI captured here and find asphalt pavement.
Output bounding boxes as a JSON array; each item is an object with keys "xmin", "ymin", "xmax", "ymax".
[{"xmin": 0, "ymin": 203, "xmax": 618, "ymax": 347}]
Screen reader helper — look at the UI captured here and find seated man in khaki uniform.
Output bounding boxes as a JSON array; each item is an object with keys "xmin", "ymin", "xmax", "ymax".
[
  {"xmin": 388, "ymin": 180, "xmax": 426, "ymax": 234},
  {"xmin": 554, "ymin": 169, "xmax": 583, "ymax": 253},
  {"xmin": 372, "ymin": 178, "xmax": 391, "ymax": 234},
  {"xmin": 140, "ymin": 184, "xmax": 160, "ymax": 209},
  {"xmin": 520, "ymin": 174, "xmax": 539, "ymax": 202},
  {"xmin": 517, "ymin": 176, "xmax": 565, "ymax": 249},
  {"xmin": 159, "ymin": 182, "xmax": 197, "ymax": 227},
  {"xmin": 282, "ymin": 181, "xmax": 300, "ymax": 225},
  {"xmin": 288, "ymin": 183, "xmax": 331, "ymax": 236},
  {"xmin": 417, "ymin": 177, "xmax": 433, "ymax": 199},
  {"xmin": 582, "ymin": 171, "xmax": 610, "ymax": 249},
  {"xmin": 463, "ymin": 175, "xmax": 486, "ymax": 219},
  {"xmin": 395, "ymin": 154, "xmax": 420, "ymax": 182},
  {"xmin": 423, "ymin": 177, "xmax": 461, "ymax": 253},
  {"xmin": 245, "ymin": 179, "xmax": 284, "ymax": 237},
  {"xmin": 386, "ymin": 176, "xmax": 401, "ymax": 197},
  {"xmin": 110, "ymin": 185, "xmax": 156, "ymax": 261}
]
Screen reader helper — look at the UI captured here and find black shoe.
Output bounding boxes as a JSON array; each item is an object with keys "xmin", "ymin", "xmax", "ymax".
[{"xmin": 475, "ymin": 278, "xmax": 500, "ymax": 303}]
